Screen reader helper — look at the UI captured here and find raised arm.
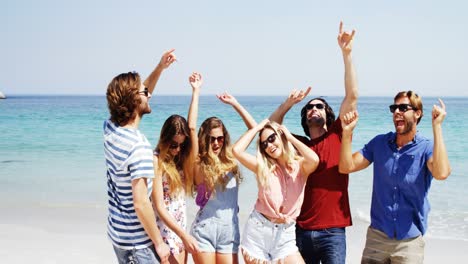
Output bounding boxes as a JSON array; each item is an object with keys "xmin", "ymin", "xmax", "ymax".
[
  {"xmin": 339, "ymin": 110, "xmax": 371, "ymax": 173},
  {"xmin": 143, "ymin": 49, "xmax": 177, "ymax": 95},
  {"xmin": 269, "ymin": 87, "xmax": 311, "ymax": 124},
  {"xmin": 217, "ymin": 92, "xmax": 257, "ymax": 129},
  {"xmin": 427, "ymin": 99, "xmax": 451, "ymax": 180},
  {"xmin": 187, "ymin": 72, "xmax": 203, "ymax": 185},
  {"xmin": 232, "ymin": 119, "xmax": 269, "ymax": 172},
  {"xmin": 279, "ymin": 124, "xmax": 319, "ymax": 176},
  {"xmin": 151, "ymin": 157, "xmax": 200, "ymax": 254},
  {"xmin": 337, "ymin": 22, "xmax": 358, "ymax": 118}
]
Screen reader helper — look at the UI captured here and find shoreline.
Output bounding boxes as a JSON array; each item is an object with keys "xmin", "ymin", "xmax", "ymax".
[
  {"xmin": 3, "ymin": 94, "xmax": 468, "ymax": 99},
  {"xmin": 1, "ymin": 203, "xmax": 466, "ymax": 264}
]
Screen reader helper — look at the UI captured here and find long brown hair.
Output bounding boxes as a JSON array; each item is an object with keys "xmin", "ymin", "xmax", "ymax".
[
  {"xmin": 198, "ymin": 117, "xmax": 241, "ymax": 193},
  {"xmin": 300, "ymin": 97, "xmax": 335, "ymax": 137},
  {"xmin": 106, "ymin": 72, "xmax": 142, "ymax": 126},
  {"xmin": 155, "ymin": 115, "xmax": 193, "ymax": 196}
]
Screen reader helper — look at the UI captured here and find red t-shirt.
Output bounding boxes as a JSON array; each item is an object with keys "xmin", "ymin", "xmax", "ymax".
[{"xmin": 295, "ymin": 118, "xmax": 352, "ymax": 230}]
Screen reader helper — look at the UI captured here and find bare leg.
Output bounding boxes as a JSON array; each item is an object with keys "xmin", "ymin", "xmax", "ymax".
[
  {"xmin": 169, "ymin": 250, "xmax": 187, "ymax": 264},
  {"xmin": 216, "ymin": 253, "xmax": 239, "ymax": 264},
  {"xmin": 242, "ymin": 248, "xmax": 267, "ymax": 264},
  {"xmin": 283, "ymin": 251, "xmax": 305, "ymax": 264},
  {"xmin": 192, "ymin": 252, "xmax": 216, "ymax": 264}
]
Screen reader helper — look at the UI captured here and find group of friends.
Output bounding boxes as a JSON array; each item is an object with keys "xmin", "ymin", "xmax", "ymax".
[{"xmin": 103, "ymin": 22, "xmax": 451, "ymax": 264}]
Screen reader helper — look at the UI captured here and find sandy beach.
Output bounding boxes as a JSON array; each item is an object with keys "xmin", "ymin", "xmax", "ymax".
[{"xmin": 1, "ymin": 201, "xmax": 466, "ymax": 264}]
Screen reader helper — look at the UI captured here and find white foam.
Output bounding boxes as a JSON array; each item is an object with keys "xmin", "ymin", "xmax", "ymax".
[{"xmin": 354, "ymin": 208, "xmax": 371, "ymax": 223}]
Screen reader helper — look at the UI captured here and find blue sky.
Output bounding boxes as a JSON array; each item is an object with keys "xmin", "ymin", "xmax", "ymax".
[{"xmin": 2, "ymin": 0, "xmax": 467, "ymax": 96}]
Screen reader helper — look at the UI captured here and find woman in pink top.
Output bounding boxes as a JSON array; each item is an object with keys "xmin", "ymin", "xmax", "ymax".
[{"xmin": 232, "ymin": 119, "xmax": 319, "ymax": 263}]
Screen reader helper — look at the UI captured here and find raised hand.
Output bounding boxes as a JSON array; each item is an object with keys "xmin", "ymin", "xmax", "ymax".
[
  {"xmin": 432, "ymin": 99, "xmax": 447, "ymax": 126},
  {"xmin": 158, "ymin": 48, "xmax": 177, "ymax": 69},
  {"xmin": 337, "ymin": 21, "xmax": 356, "ymax": 54},
  {"xmin": 257, "ymin": 119, "xmax": 270, "ymax": 130},
  {"xmin": 341, "ymin": 110, "xmax": 359, "ymax": 133},
  {"xmin": 189, "ymin": 72, "xmax": 203, "ymax": 91},
  {"xmin": 278, "ymin": 124, "xmax": 294, "ymax": 140},
  {"xmin": 285, "ymin": 87, "xmax": 312, "ymax": 107},
  {"xmin": 216, "ymin": 92, "xmax": 238, "ymax": 106}
]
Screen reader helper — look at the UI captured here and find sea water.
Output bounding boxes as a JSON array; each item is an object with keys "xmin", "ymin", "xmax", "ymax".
[{"xmin": 1, "ymin": 95, "xmax": 467, "ymax": 241}]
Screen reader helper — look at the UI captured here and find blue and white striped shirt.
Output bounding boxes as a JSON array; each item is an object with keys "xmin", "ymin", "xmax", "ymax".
[{"xmin": 103, "ymin": 120, "xmax": 155, "ymax": 250}]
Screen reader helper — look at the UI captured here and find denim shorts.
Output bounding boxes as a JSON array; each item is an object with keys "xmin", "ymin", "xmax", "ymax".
[
  {"xmin": 240, "ymin": 210, "xmax": 298, "ymax": 262},
  {"xmin": 112, "ymin": 245, "xmax": 160, "ymax": 264},
  {"xmin": 190, "ymin": 217, "xmax": 240, "ymax": 254}
]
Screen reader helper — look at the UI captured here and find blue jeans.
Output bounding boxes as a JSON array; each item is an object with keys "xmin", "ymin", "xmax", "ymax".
[
  {"xmin": 113, "ymin": 245, "xmax": 161, "ymax": 264},
  {"xmin": 296, "ymin": 225, "xmax": 346, "ymax": 264}
]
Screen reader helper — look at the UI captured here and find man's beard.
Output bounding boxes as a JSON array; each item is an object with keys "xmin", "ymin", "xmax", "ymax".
[
  {"xmin": 139, "ymin": 102, "xmax": 151, "ymax": 116},
  {"xmin": 307, "ymin": 116, "xmax": 325, "ymax": 128},
  {"xmin": 395, "ymin": 119, "xmax": 415, "ymax": 135}
]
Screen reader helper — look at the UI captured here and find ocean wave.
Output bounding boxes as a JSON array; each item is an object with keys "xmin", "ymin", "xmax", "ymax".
[{"xmin": 1, "ymin": 160, "xmax": 27, "ymax": 163}]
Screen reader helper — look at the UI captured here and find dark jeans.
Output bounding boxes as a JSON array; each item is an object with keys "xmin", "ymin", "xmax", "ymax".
[{"xmin": 296, "ymin": 225, "xmax": 346, "ymax": 264}]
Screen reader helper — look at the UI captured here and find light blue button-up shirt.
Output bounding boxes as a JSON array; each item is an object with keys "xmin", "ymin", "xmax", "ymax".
[{"xmin": 360, "ymin": 132, "xmax": 433, "ymax": 240}]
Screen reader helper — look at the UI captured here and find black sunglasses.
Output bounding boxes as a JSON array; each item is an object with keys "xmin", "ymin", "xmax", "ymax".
[
  {"xmin": 210, "ymin": 136, "xmax": 224, "ymax": 144},
  {"xmin": 306, "ymin": 103, "xmax": 325, "ymax": 110},
  {"xmin": 261, "ymin": 133, "xmax": 277, "ymax": 150},
  {"xmin": 138, "ymin": 87, "xmax": 149, "ymax": 97},
  {"xmin": 389, "ymin": 104, "xmax": 417, "ymax": 113},
  {"xmin": 169, "ymin": 141, "xmax": 185, "ymax": 149}
]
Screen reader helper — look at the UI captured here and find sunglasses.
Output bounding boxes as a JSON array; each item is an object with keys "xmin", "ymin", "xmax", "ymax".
[
  {"xmin": 389, "ymin": 104, "xmax": 417, "ymax": 113},
  {"xmin": 169, "ymin": 141, "xmax": 185, "ymax": 149},
  {"xmin": 306, "ymin": 103, "xmax": 325, "ymax": 110},
  {"xmin": 138, "ymin": 87, "xmax": 149, "ymax": 97},
  {"xmin": 210, "ymin": 136, "xmax": 224, "ymax": 144},
  {"xmin": 261, "ymin": 133, "xmax": 277, "ymax": 150}
]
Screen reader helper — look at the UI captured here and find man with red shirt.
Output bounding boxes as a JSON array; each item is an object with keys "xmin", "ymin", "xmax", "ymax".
[{"xmin": 270, "ymin": 22, "xmax": 358, "ymax": 264}]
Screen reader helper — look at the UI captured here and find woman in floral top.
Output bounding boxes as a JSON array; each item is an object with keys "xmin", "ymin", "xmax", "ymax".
[{"xmin": 152, "ymin": 113, "xmax": 199, "ymax": 263}]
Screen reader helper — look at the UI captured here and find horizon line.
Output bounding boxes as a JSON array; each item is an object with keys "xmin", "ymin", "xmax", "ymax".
[{"xmin": 2, "ymin": 93, "xmax": 467, "ymax": 99}]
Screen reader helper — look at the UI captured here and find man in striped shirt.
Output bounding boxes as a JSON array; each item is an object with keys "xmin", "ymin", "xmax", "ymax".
[{"xmin": 104, "ymin": 49, "xmax": 176, "ymax": 264}]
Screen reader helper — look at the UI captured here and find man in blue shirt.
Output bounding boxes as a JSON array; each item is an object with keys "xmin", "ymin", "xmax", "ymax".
[{"xmin": 338, "ymin": 91, "xmax": 451, "ymax": 263}]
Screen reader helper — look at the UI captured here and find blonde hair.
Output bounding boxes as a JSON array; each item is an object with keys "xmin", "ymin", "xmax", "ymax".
[
  {"xmin": 155, "ymin": 115, "xmax": 194, "ymax": 197},
  {"xmin": 256, "ymin": 121, "xmax": 300, "ymax": 188},
  {"xmin": 198, "ymin": 117, "xmax": 241, "ymax": 193}
]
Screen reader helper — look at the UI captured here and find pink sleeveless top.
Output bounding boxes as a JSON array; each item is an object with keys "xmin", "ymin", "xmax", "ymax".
[{"xmin": 254, "ymin": 160, "xmax": 307, "ymax": 224}]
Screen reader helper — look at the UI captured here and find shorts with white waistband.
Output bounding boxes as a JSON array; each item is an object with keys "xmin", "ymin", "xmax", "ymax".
[{"xmin": 240, "ymin": 210, "xmax": 298, "ymax": 262}]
